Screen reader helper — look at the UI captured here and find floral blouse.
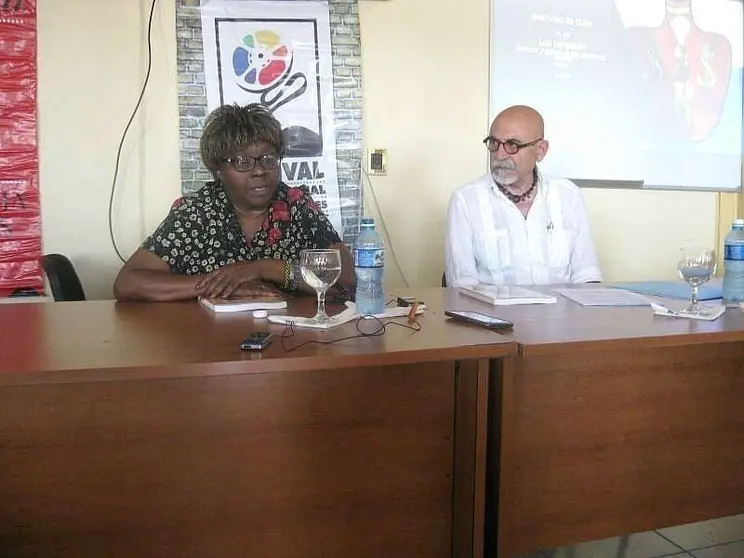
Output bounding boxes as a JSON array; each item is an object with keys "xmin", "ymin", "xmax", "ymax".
[{"xmin": 143, "ymin": 181, "xmax": 341, "ymax": 275}]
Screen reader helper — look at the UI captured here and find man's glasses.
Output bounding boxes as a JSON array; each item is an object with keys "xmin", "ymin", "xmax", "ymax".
[
  {"xmin": 223, "ymin": 154, "xmax": 280, "ymax": 172},
  {"xmin": 483, "ymin": 137, "xmax": 542, "ymax": 155}
]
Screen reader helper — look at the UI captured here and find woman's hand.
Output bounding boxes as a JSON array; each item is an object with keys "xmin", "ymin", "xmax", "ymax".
[
  {"xmin": 196, "ymin": 261, "xmax": 265, "ymax": 299},
  {"xmin": 231, "ymin": 281, "xmax": 283, "ymax": 299}
]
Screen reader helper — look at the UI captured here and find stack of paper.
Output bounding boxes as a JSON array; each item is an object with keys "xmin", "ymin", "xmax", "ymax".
[{"xmin": 555, "ymin": 288, "xmax": 651, "ymax": 307}]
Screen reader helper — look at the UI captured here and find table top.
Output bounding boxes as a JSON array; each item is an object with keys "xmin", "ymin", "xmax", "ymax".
[
  {"xmin": 442, "ymin": 286, "xmax": 744, "ymax": 355},
  {"xmin": 0, "ymin": 288, "xmax": 514, "ymax": 385},
  {"xmin": 5, "ymin": 286, "xmax": 742, "ymax": 385}
]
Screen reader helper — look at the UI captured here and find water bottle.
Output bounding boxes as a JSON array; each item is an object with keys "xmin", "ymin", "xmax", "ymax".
[
  {"xmin": 722, "ymin": 218, "xmax": 744, "ymax": 305},
  {"xmin": 354, "ymin": 217, "xmax": 385, "ymax": 316}
]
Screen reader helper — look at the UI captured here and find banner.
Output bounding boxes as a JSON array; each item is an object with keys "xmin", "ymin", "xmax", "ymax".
[
  {"xmin": 0, "ymin": 0, "xmax": 42, "ymax": 297},
  {"xmin": 201, "ymin": 0, "xmax": 343, "ymax": 235}
]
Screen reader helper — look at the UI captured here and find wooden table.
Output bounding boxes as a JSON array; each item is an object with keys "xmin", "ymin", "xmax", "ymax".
[
  {"xmin": 441, "ymin": 288, "xmax": 744, "ymax": 557},
  {"xmin": 0, "ymin": 292, "xmax": 514, "ymax": 558}
]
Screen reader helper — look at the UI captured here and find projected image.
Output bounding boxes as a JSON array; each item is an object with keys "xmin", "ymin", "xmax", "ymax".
[
  {"xmin": 623, "ymin": 0, "xmax": 733, "ymax": 141},
  {"xmin": 505, "ymin": 7, "xmax": 614, "ymax": 80},
  {"xmin": 490, "ymin": 0, "xmax": 743, "ymax": 189}
]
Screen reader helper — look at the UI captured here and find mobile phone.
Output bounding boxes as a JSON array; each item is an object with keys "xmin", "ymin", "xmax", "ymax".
[
  {"xmin": 240, "ymin": 332, "xmax": 274, "ymax": 351},
  {"xmin": 444, "ymin": 310, "xmax": 513, "ymax": 330}
]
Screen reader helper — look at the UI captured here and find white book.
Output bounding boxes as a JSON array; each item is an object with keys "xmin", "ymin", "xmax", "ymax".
[
  {"xmin": 459, "ymin": 284, "xmax": 557, "ymax": 305},
  {"xmin": 199, "ymin": 296, "xmax": 288, "ymax": 314}
]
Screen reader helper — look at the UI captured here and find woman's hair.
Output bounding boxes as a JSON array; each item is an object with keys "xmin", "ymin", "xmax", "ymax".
[{"xmin": 200, "ymin": 103, "xmax": 285, "ymax": 176}]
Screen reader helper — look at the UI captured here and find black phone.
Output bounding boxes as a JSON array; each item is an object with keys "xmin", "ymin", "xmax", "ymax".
[
  {"xmin": 444, "ymin": 310, "xmax": 513, "ymax": 330},
  {"xmin": 240, "ymin": 332, "xmax": 274, "ymax": 351}
]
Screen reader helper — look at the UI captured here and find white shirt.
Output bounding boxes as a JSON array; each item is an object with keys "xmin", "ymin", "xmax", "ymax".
[{"xmin": 445, "ymin": 171, "xmax": 602, "ymax": 287}]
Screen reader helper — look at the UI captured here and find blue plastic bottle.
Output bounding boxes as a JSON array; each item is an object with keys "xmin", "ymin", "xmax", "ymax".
[
  {"xmin": 722, "ymin": 218, "xmax": 744, "ymax": 305},
  {"xmin": 354, "ymin": 218, "xmax": 385, "ymax": 316}
]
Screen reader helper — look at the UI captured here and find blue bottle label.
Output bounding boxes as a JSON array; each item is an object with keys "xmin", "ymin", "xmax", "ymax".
[
  {"xmin": 724, "ymin": 244, "xmax": 744, "ymax": 261},
  {"xmin": 354, "ymin": 247, "xmax": 384, "ymax": 268}
]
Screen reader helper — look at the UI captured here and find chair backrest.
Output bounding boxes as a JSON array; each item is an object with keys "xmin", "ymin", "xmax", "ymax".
[{"xmin": 42, "ymin": 254, "xmax": 86, "ymax": 301}]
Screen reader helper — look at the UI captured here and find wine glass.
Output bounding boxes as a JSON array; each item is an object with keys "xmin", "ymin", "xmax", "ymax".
[
  {"xmin": 299, "ymin": 249, "xmax": 342, "ymax": 323},
  {"xmin": 677, "ymin": 247, "xmax": 716, "ymax": 315}
]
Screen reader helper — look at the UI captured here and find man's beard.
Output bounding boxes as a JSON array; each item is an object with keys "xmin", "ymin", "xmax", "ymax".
[{"xmin": 490, "ymin": 159, "xmax": 519, "ymax": 187}]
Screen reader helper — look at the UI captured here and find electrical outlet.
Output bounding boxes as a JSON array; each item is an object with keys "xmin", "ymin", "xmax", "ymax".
[{"xmin": 368, "ymin": 148, "xmax": 387, "ymax": 176}]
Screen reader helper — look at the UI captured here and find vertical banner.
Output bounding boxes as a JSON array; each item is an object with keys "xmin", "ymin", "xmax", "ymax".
[
  {"xmin": 0, "ymin": 0, "xmax": 42, "ymax": 297},
  {"xmin": 201, "ymin": 0, "xmax": 343, "ymax": 236}
]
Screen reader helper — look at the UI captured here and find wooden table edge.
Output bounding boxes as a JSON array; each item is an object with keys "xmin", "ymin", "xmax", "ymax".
[
  {"xmin": 0, "ymin": 343, "xmax": 517, "ymax": 387},
  {"xmin": 518, "ymin": 330, "xmax": 744, "ymax": 356}
]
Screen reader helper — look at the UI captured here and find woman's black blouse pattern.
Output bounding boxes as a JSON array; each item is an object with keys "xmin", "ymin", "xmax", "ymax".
[{"xmin": 143, "ymin": 181, "xmax": 341, "ymax": 275}]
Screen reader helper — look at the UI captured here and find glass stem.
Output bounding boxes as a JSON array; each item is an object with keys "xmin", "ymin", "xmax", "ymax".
[
  {"xmin": 691, "ymin": 285, "xmax": 699, "ymax": 309},
  {"xmin": 317, "ymin": 289, "xmax": 327, "ymax": 318}
]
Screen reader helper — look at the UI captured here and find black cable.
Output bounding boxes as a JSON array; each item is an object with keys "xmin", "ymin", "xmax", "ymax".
[
  {"xmin": 108, "ymin": 0, "xmax": 158, "ymax": 263},
  {"xmin": 280, "ymin": 315, "xmax": 421, "ymax": 353}
]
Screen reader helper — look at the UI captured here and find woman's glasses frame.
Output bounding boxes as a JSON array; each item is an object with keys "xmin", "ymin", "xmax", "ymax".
[{"xmin": 223, "ymin": 154, "xmax": 280, "ymax": 173}]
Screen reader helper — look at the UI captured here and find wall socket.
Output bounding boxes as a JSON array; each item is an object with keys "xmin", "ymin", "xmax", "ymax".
[{"xmin": 368, "ymin": 148, "xmax": 387, "ymax": 176}]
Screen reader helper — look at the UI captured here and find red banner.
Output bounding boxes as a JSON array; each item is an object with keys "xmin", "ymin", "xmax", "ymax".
[{"xmin": 0, "ymin": 0, "xmax": 42, "ymax": 297}]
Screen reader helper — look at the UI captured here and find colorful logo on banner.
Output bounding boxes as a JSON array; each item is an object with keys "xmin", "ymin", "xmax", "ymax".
[
  {"xmin": 232, "ymin": 30, "xmax": 292, "ymax": 91},
  {"xmin": 231, "ymin": 30, "xmax": 308, "ymax": 113}
]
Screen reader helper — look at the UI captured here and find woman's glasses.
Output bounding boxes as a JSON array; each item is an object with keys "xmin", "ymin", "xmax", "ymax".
[{"xmin": 223, "ymin": 154, "xmax": 280, "ymax": 172}]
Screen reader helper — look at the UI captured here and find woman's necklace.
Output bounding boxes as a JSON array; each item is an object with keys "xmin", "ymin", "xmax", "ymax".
[{"xmin": 497, "ymin": 168, "xmax": 538, "ymax": 204}]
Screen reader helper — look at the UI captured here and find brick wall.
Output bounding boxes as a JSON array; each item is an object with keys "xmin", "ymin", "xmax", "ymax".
[{"xmin": 175, "ymin": 0, "xmax": 363, "ymax": 244}]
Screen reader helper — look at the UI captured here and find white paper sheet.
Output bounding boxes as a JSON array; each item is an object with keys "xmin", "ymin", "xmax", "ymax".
[
  {"xmin": 267, "ymin": 302, "xmax": 426, "ymax": 330},
  {"xmin": 650, "ymin": 302, "xmax": 726, "ymax": 321},
  {"xmin": 555, "ymin": 288, "xmax": 651, "ymax": 307}
]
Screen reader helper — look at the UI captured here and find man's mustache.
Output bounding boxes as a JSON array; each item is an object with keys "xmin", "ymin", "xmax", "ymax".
[{"xmin": 491, "ymin": 161, "xmax": 516, "ymax": 171}]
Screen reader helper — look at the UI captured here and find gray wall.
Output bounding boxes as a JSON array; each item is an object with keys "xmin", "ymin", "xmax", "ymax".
[{"xmin": 175, "ymin": 0, "xmax": 363, "ymax": 244}]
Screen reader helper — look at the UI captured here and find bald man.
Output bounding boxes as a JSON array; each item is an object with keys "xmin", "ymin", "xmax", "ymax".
[{"xmin": 445, "ymin": 105, "xmax": 602, "ymax": 287}]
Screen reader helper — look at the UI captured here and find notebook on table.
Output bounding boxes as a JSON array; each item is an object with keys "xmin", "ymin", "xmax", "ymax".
[
  {"xmin": 459, "ymin": 284, "xmax": 557, "ymax": 305},
  {"xmin": 199, "ymin": 295, "xmax": 288, "ymax": 313}
]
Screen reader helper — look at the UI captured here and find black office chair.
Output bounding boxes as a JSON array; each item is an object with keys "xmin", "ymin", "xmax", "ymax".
[{"xmin": 42, "ymin": 254, "xmax": 86, "ymax": 301}]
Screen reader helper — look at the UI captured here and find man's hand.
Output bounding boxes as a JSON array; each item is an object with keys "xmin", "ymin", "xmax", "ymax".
[{"xmin": 195, "ymin": 261, "xmax": 264, "ymax": 299}]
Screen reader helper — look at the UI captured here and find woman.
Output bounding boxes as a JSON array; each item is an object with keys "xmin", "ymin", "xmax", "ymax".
[{"xmin": 114, "ymin": 103, "xmax": 354, "ymax": 302}]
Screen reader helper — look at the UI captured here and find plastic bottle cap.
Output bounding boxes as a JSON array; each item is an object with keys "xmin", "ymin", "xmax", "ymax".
[{"xmin": 252, "ymin": 310, "xmax": 268, "ymax": 319}]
